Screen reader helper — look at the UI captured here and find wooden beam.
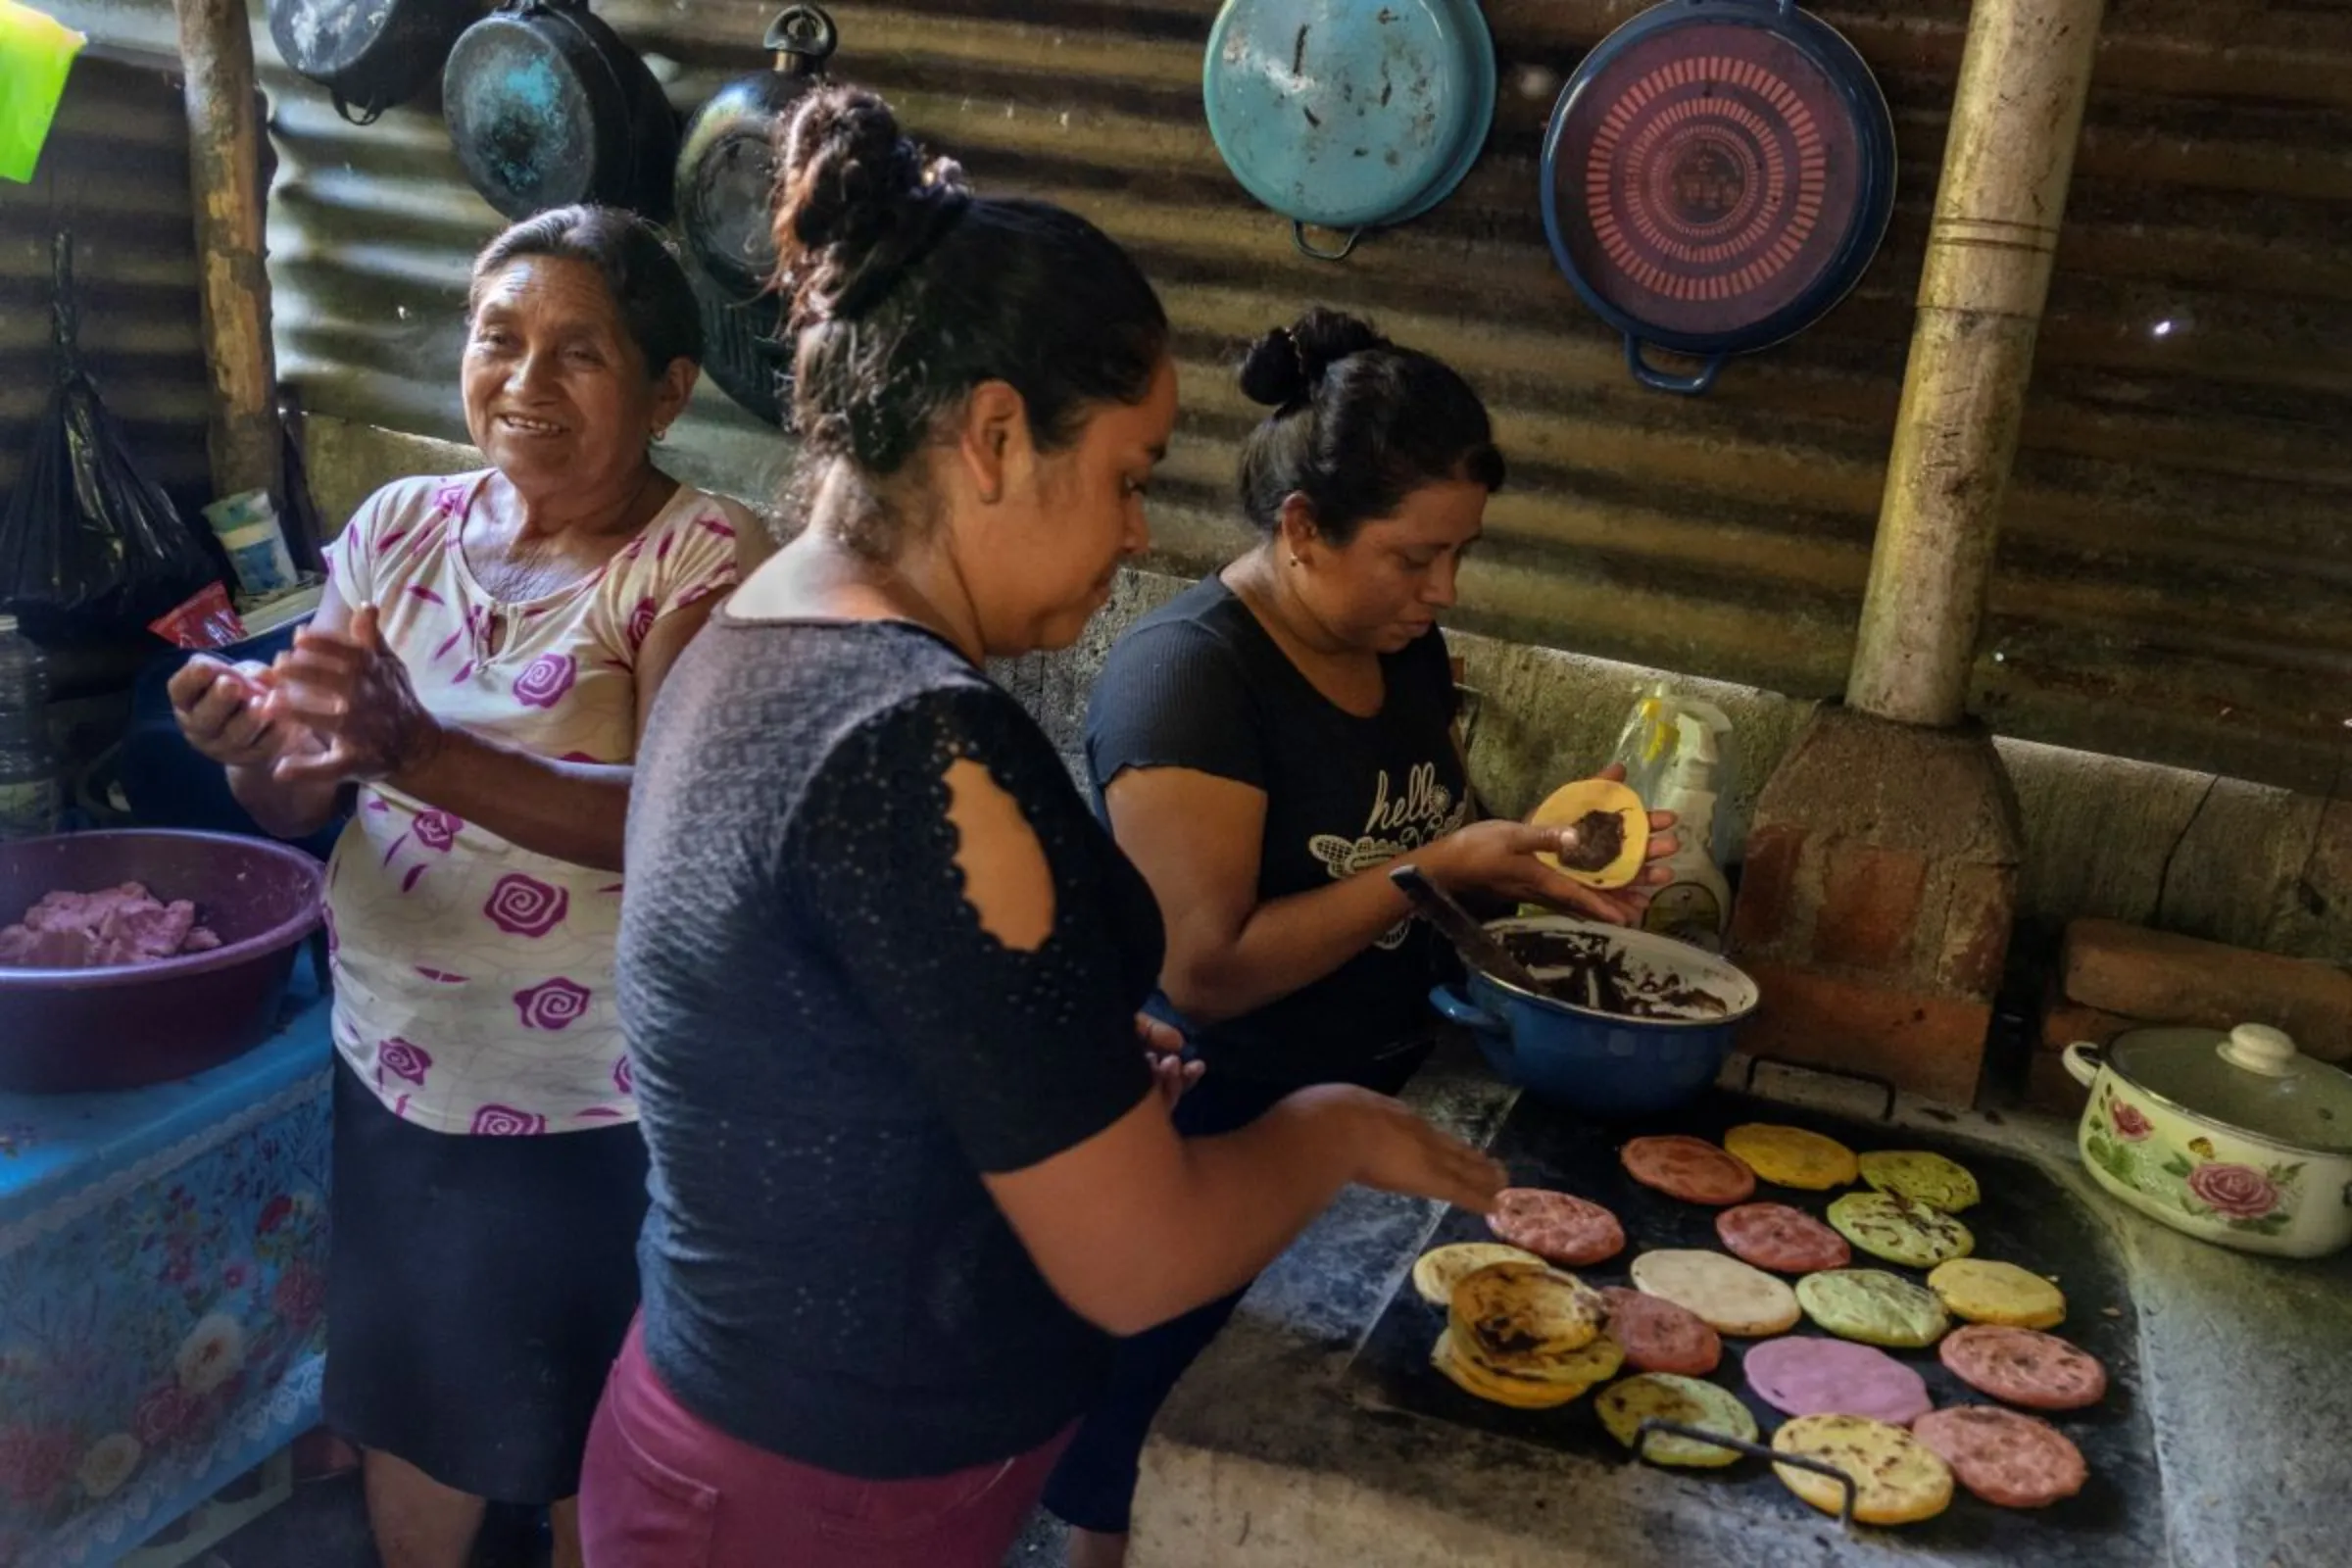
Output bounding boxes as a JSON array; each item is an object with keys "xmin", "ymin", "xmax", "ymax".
[
  {"xmin": 1847, "ymin": 0, "xmax": 2109, "ymax": 728},
  {"xmin": 174, "ymin": 0, "xmax": 279, "ymax": 504}
]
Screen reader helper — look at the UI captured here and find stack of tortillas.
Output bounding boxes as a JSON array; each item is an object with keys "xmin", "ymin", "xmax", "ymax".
[
  {"xmin": 1412, "ymin": 1242, "xmax": 1543, "ymax": 1306},
  {"xmin": 1430, "ymin": 1260, "xmax": 1621, "ymax": 1409}
]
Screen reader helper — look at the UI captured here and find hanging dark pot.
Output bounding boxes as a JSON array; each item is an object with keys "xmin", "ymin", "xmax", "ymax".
[
  {"xmin": 269, "ymin": 0, "xmax": 479, "ymax": 126},
  {"xmin": 690, "ymin": 269, "xmax": 792, "ymax": 428},
  {"xmin": 675, "ymin": 5, "xmax": 838, "ymax": 305},
  {"xmin": 670, "ymin": 6, "xmax": 837, "ymax": 427},
  {"xmin": 442, "ymin": 0, "xmax": 679, "ymax": 222}
]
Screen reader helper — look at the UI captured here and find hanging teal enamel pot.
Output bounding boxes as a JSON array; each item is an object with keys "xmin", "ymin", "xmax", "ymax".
[{"xmin": 1204, "ymin": 0, "xmax": 1496, "ymax": 261}]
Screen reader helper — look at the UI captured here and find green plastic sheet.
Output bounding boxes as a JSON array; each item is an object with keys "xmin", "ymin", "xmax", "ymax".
[{"xmin": 0, "ymin": 0, "xmax": 85, "ymax": 184}]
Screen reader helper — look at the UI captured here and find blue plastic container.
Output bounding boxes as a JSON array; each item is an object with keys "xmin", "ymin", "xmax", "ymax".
[{"xmin": 1431, "ymin": 915, "xmax": 1760, "ymax": 1119}]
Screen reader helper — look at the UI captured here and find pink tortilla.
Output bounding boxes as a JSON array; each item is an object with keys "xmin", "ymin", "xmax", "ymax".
[{"xmin": 1742, "ymin": 1337, "xmax": 1933, "ymax": 1427}]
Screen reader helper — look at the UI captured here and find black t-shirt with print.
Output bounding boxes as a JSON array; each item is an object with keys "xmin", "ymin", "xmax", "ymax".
[{"xmin": 1085, "ymin": 575, "xmax": 1467, "ymax": 1089}]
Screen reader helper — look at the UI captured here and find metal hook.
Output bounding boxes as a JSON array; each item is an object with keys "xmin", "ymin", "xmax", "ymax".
[
  {"xmin": 1291, "ymin": 221, "xmax": 1360, "ymax": 262},
  {"xmin": 1633, "ymin": 1420, "xmax": 1860, "ymax": 1529},
  {"xmin": 1624, "ymin": 335, "xmax": 1724, "ymax": 397},
  {"xmin": 331, "ymin": 89, "xmax": 387, "ymax": 127},
  {"xmin": 49, "ymin": 231, "xmax": 78, "ymax": 357},
  {"xmin": 765, "ymin": 4, "xmax": 839, "ymax": 68}
]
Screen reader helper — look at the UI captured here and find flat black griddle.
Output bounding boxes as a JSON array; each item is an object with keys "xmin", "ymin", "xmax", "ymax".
[{"xmin": 1344, "ymin": 1090, "xmax": 2162, "ymax": 1557}]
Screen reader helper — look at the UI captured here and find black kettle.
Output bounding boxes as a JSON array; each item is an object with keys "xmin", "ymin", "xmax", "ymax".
[{"xmin": 674, "ymin": 5, "xmax": 839, "ymax": 305}]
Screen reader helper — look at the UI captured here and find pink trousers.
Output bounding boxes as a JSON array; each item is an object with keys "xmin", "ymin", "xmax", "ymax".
[{"xmin": 579, "ymin": 1320, "xmax": 1071, "ymax": 1568}]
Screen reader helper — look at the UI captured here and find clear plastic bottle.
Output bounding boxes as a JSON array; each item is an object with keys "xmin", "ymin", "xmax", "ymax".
[
  {"xmin": 1609, "ymin": 687, "xmax": 1737, "ymax": 952},
  {"xmin": 0, "ymin": 613, "xmax": 61, "ymax": 840}
]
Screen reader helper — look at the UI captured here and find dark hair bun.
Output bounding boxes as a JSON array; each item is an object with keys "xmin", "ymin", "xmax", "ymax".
[
  {"xmin": 774, "ymin": 84, "xmax": 969, "ymax": 324},
  {"xmin": 1235, "ymin": 307, "xmax": 1501, "ymax": 546},
  {"xmin": 1237, "ymin": 307, "xmax": 1389, "ymax": 408},
  {"xmin": 1239, "ymin": 327, "xmax": 1307, "ymax": 408}
]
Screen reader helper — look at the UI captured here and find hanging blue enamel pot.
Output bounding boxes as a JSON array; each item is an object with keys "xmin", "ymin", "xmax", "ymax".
[
  {"xmin": 1540, "ymin": 0, "xmax": 1896, "ymax": 394},
  {"xmin": 1204, "ymin": 0, "xmax": 1496, "ymax": 261}
]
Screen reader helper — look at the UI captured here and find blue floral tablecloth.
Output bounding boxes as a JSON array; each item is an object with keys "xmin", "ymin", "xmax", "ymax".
[{"xmin": 0, "ymin": 981, "xmax": 333, "ymax": 1568}]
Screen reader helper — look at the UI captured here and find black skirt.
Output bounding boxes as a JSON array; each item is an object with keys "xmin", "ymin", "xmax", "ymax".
[{"xmin": 321, "ymin": 1056, "xmax": 648, "ymax": 1503}]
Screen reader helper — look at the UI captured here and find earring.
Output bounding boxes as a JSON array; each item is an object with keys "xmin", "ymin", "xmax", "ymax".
[
  {"xmin": 1288, "ymin": 554, "xmax": 1301, "ymax": 567},
  {"xmin": 651, "ymin": 427, "xmax": 668, "ymax": 444}
]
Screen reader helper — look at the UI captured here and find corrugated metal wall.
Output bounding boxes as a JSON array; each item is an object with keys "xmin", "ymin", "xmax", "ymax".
[
  {"xmin": 0, "ymin": 51, "xmax": 212, "ymax": 516},
  {"xmin": 42, "ymin": 0, "xmax": 2352, "ymax": 800}
]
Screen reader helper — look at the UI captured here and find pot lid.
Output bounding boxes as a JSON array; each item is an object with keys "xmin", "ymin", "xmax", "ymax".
[{"xmin": 2106, "ymin": 1023, "xmax": 2352, "ymax": 1153}]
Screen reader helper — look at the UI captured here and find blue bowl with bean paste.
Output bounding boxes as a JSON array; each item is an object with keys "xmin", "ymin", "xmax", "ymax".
[{"xmin": 1431, "ymin": 915, "xmax": 1760, "ymax": 1119}]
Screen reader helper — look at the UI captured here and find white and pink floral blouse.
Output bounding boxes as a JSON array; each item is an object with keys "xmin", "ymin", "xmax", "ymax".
[{"xmin": 319, "ymin": 471, "xmax": 747, "ymax": 1135}]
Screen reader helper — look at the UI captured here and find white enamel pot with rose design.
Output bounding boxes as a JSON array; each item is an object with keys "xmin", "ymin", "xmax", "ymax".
[{"xmin": 2064, "ymin": 1022, "xmax": 2352, "ymax": 1259}]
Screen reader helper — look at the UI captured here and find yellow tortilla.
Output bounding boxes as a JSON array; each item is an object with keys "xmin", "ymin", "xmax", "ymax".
[
  {"xmin": 1927, "ymin": 1258, "xmax": 2067, "ymax": 1330},
  {"xmin": 1596, "ymin": 1374, "xmax": 1757, "ymax": 1468},
  {"xmin": 1529, "ymin": 778, "xmax": 1648, "ymax": 889},
  {"xmin": 1448, "ymin": 1261, "xmax": 1606, "ymax": 1363},
  {"xmin": 1724, "ymin": 1124, "xmax": 1860, "ymax": 1191},
  {"xmin": 1412, "ymin": 1243, "xmax": 1543, "ymax": 1307},
  {"xmin": 1772, "ymin": 1414, "xmax": 1955, "ymax": 1525},
  {"xmin": 1431, "ymin": 1329, "xmax": 1620, "ymax": 1409}
]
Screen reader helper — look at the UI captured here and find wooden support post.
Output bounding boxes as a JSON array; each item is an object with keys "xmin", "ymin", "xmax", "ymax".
[
  {"xmin": 175, "ymin": 0, "xmax": 280, "ymax": 504},
  {"xmin": 1845, "ymin": 0, "xmax": 2108, "ymax": 728}
]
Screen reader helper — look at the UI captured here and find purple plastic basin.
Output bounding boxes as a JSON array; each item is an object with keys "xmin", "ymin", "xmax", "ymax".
[{"xmin": 0, "ymin": 829, "xmax": 325, "ymax": 1094}]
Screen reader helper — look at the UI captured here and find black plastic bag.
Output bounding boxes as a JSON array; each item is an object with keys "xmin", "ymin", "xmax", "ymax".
[{"xmin": 0, "ymin": 232, "xmax": 220, "ymax": 636}]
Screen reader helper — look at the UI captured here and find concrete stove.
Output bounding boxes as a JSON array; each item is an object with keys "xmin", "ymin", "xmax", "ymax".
[{"xmin": 1128, "ymin": 1039, "xmax": 2352, "ymax": 1568}]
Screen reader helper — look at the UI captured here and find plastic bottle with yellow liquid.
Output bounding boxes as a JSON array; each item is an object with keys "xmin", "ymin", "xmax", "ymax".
[{"xmin": 1608, "ymin": 687, "xmax": 1736, "ymax": 953}]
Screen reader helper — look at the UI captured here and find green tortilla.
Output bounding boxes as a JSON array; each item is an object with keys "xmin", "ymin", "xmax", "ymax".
[
  {"xmin": 1795, "ymin": 1268, "xmax": 1952, "ymax": 1349},
  {"xmin": 1596, "ymin": 1374, "xmax": 1758, "ymax": 1468}
]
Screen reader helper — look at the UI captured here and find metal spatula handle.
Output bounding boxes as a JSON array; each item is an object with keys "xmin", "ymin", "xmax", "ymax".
[{"xmin": 1388, "ymin": 864, "xmax": 1545, "ymax": 995}]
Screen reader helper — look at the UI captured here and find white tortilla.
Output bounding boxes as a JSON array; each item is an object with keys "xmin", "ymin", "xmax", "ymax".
[{"xmin": 1629, "ymin": 1249, "xmax": 1802, "ymax": 1338}]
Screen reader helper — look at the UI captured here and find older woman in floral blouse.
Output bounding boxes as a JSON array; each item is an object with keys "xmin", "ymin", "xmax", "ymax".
[{"xmin": 167, "ymin": 206, "xmax": 748, "ymax": 1568}]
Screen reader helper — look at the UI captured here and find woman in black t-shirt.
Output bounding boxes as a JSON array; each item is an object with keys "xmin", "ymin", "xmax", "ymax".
[
  {"xmin": 1044, "ymin": 310, "xmax": 1675, "ymax": 1565},
  {"xmin": 581, "ymin": 96, "xmax": 1506, "ymax": 1568}
]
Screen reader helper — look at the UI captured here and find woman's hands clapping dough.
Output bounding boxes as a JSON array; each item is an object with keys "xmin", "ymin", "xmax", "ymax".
[
  {"xmin": 167, "ymin": 657, "xmax": 309, "ymax": 771},
  {"xmin": 261, "ymin": 604, "xmax": 445, "ymax": 786}
]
